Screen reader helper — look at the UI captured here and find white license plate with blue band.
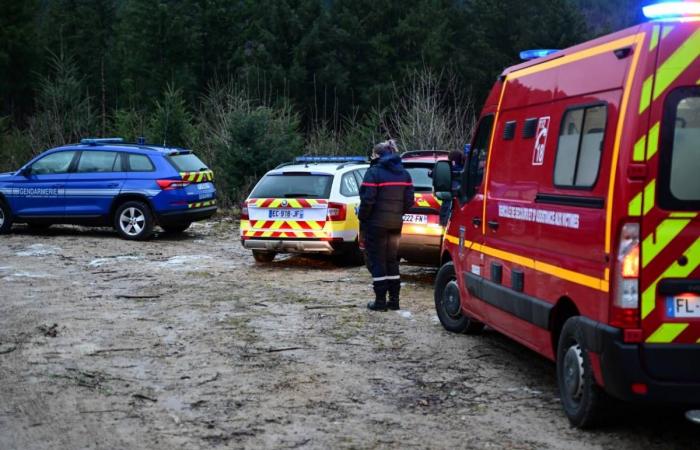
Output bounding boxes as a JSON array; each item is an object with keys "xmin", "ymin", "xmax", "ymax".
[
  {"xmin": 198, "ymin": 182, "xmax": 213, "ymax": 191},
  {"xmin": 403, "ymin": 214, "xmax": 428, "ymax": 224},
  {"xmin": 666, "ymin": 294, "xmax": 700, "ymax": 318},
  {"xmin": 269, "ymin": 209, "xmax": 304, "ymax": 219}
]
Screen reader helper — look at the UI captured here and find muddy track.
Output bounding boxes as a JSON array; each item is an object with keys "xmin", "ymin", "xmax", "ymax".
[{"xmin": 0, "ymin": 219, "xmax": 697, "ymax": 449}]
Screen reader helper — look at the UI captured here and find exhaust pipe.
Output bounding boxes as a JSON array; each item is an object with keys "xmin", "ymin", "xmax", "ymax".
[{"xmin": 686, "ymin": 410, "xmax": 700, "ymax": 425}]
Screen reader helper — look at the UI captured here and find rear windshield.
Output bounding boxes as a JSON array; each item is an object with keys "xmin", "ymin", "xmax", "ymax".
[
  {"xmin": 659, "ymin": 87, "xmax": 700, "ymax": 210},
  {"xmin": 405, "ymin": 164, "xmax": 433, "ymax": 192},
  {"xmin": 167, "ymin": 153, "xmax": 208, "ymax": 172},
  {"xmin": 250, "ymin": 173, "xmax": 333, "ymax": 199}
]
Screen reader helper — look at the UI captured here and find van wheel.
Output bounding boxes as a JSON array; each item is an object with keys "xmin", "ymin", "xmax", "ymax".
[
  {"xmin": 114, "ymin": 201, "xmax": 154, "ymax": 241},
  {"xmin": 252, "ymin": 250, "xmax": 276, "ymax": 263},
  {"xmin": 0, "ymin": 201, "xmax": 13, "ymax": 234},
  {"xmin": 557, "ymin": 317, "xmax": 609, "ymax": 428},
  {"xmin": 434, "ymin": 261, "xmax": 484, "ymax": 334}
]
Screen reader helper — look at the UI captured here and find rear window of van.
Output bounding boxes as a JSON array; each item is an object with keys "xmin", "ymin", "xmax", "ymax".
[
  {"xmin": 658, "ymin": 87, "xmax": 700, "ymax": 210},
  {"xmin": 250, "ymin": 173, "xmax": 333, "ymax": 199}
]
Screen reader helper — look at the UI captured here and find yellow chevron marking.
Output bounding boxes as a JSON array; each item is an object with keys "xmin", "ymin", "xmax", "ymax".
[
  {"xmin": 308, "ymin": 221, "xmax": 323, "ymax": 230},
  {"xmin": 270, "ymin": 199, "xmax": 282, "ymax": 208},
  {"xmin": 640, "ymin": 27, "xmax": 700, "ymax": 115},
  {"xmin": 643, "ymin": 180, "xmax": 656, "ymax": 216},
  {"xmin": 288, "ymin": 199, "xmax": 302, "ymax": 208},
  {"xmin": 633, "ymin": 133, "xmax": 647, "ymax": 162},
  {"xmin": 650, "ymin": 25, "xmax": 660, "ymax": 52},
  {"xmin": 661, "ymin": 25, "xmax": 675, "ymax": 40},
  {"xmin": 646, "ymin": 323, "xmax": 688, "ymax": 344},
  {"xmin": 670, "ymin": 212, "xmax": 698, "ymax": 218},
  {"xmin": 628, "ymin": 192, "xmax": 642, "ymax": 216},
  {"xmin": 646, "ymin": 122, "xmax": 660, "ymax": 160},
  {"xmin": 252, "ymin": 220, "xmax": 266, "ymax": 228},
  {"xmin": 270, "ymin": 220, "xmax": 283, "ymax": 230},
  {"xmin": 287, "ymin": 221, "xmax": 302, "ymax": 230},
  {"xmin": 642, "ymin": 238, "xmax": 700, "ymax": 319},
  {"xmin": 642, "ymin": 216, "xmax": 695, "ymax": 268},
  {"xmin": 308, "ymin": 199, "xmax": 318, "ymax": 206}
]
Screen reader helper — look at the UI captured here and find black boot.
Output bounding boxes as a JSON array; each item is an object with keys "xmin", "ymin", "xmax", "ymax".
[
  {"xmin": 387, "ymin": 279, "xmax": 400, "ymax": 310},
  {"xmin": 367, "ymin": 281, "xmax": 388, "ymax": 311}
]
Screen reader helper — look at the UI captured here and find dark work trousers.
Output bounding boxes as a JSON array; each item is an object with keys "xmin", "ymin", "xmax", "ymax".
[{"xmin": 365, "ymin": 225, "xmax": 401, "ymax": 302}]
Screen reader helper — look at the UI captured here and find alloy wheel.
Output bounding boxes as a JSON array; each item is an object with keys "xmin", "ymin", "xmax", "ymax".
[{"xmin": 119, "ymin": 207, "xmax": 145, "ymax": 237}]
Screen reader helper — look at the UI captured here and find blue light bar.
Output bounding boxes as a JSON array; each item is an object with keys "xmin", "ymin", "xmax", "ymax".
[
  {"xmin": 519, "ymin": 49, "xmax": 559, "ymax": 61},
  {"xmin": 294, "ymin": 156, "xmax": 367, "ymax": 163},
  {"xmin": 80, "ymin": 137, "xmax": 125, "ymax": 145},
  {"xmin": 643, "ymin": 1, "xmax": 700, "ymax": 19}
]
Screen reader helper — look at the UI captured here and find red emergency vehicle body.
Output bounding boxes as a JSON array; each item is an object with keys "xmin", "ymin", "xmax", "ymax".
[{"xmin": 437, "ymin": 17, "xmax": 699, "ymax": 426}]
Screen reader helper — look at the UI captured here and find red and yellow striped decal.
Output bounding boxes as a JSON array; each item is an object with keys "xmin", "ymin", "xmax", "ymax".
[
  {"xmin": 249, "ymin": 198, "xmax": 327, "ymax": 208},
  {"xmin": 188, "ymin": 199, "xmax": 217, "ymax": 209},
  {"xmin": 240, "ymin": 219, "xmax": 328, "ymax": 239},
  {"xmin": 414, "ymin": 193, "xmax": 442, "ymax": 209},
  {"xmin": 180, "ymin": 170, "xmax": 214, "ymax": 183}
]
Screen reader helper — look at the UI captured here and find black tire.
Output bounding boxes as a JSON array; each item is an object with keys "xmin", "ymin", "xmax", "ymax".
[
  {"xmin": 333, "ymin": 242, "xmax": 365, "ymax": 267},
  {"xmin": 556, "ymin": 317, "xmax": 609, "ymax": 428},
  {"xmin": 114, "ymin": 201, "xmax": 154, "ymax": 241},
  {"xmin": 434, "ymin": 261, "xmax": 484, "ymax": 334},
  {"xmin": 0, "ymin": 200, "xmax": 13, "ymax": 234},
  {"xmin": 161, "ymin": 223, "xmax": 191, "ymax": 234},
  {"xmin": 252, "ymin": 250, "xmax": 276, "ymax": 263}
]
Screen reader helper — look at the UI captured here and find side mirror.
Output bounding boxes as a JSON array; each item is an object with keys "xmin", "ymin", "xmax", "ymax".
[
  {"xmin": 432, "ymin": 160, "xmax": 451, "ymax": 193},
  {"xmin": 19, "ymin": 166, "xmax": 31, "ymax": 177}
]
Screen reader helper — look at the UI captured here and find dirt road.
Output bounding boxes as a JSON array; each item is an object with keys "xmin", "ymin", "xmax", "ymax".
[{"xmin": 0, "ymin": 219, "xmax": 697, "ymax": 449}]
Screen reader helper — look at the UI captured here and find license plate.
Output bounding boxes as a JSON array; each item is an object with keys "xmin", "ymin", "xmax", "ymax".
[
  {"xmin": 199, "ymin": 193, "xmax": 213, "ymax": 200},
  {"xmin": 198, "ymin": 182, "xmax": 213, "ymax": 191},
  {"xmin": 269, "ymin": 209, "xmax": 304, "ymax": 219},
  {"xmin": 403, "ymin": 214, "xmax": 428, "ymax": 224},
  {"xmin": 666, "ymin": 294, "xmax": 700, "ymax": 318}
]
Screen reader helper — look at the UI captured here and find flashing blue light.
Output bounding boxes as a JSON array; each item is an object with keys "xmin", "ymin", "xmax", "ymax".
[
  {"xmin": 519, "ymin": 49, "xmax": 559, "ymax": 61},
  {"xmin": 80, "ymin": 137, "xmax": 125, "ymax": 145},
  {"xmin": 294, "ymin": 156, "xmax": 367, "ymax": 163},
  {"xmin": 643, "ymin": 2, "xmax": 700, "ymax": 19}
]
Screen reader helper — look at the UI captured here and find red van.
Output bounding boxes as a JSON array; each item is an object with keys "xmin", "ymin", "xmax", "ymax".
[{"xmin": 432, "ymin": 7, "xmax": 700, "ymax": 427}]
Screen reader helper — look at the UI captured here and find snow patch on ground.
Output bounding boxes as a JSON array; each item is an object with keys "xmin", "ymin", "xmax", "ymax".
[
  {"xmin": 159, "ymin": 255, "xmax": 212, "ymax": 269},
  {"xmin": 88, "ymin": 256, "xmax": 142, "ymax": 268},
  {"xmin": 7, "ymin": 271, "xmax": 55, "ymax": 279},
  {"xmin": 16, "ymin": 244, "xmax": 62, "ymax": 257},
  {"xmin": 398, "ymin": 310, "xmax": 413, "ymax": 320}
]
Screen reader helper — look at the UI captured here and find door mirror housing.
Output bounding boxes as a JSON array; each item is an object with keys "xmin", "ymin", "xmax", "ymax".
[
  {"xmin": 19, "ymin": 166, "xmax": 31, "ymax": 177},
  {"xmin": 432, "ymin": 160, "xmax": 452, "ymax": 193}
]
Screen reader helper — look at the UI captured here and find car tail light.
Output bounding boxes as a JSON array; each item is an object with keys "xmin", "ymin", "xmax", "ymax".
[
  {"xmin": 157, "ymin": 179, "xmax": 190, "ymax": 190},
  {"xmin": 241, "ymin": 202, "xmax": 249, "ymax": 220},
  {"xmin": 326, "ymin": 202, "xmax": 346, "ymax": 221},
  {"xmin": 611, "ymin": 223, "xmax": 640, "ymax": 329}
]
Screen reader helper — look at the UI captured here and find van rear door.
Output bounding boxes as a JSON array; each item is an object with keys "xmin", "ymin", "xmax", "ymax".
[{"xmin": 638, "ymin": 21, "xmax": 699, "ymax": 379}]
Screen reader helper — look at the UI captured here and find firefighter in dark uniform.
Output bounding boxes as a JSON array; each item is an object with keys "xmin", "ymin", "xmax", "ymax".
[{"xmin": 359, "ymin": 140, "xmax": 415, "ymax": 311}]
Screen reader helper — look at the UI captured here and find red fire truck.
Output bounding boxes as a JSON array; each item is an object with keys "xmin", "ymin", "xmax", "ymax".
[{"xmin": 432, "ymin": 3, "xmax": 700, "ymax": 427}]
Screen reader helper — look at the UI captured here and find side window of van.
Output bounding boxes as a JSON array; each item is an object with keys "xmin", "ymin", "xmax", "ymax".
[
  {"xmin": 553, "ymin": 104, "xmax": 607, "ymax": 188},
  {"xmin": 658, "ymin": 86, "xmax": 700, "ymax": 210},
  {"xmin": 462, "ymin": 114, "xmax": 494, "ymax": 201}
]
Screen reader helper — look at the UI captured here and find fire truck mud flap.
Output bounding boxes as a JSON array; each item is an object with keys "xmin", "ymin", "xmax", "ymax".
[{"xmin": 575, "ymin": 316, "xmax": 700, "ymax": 405}]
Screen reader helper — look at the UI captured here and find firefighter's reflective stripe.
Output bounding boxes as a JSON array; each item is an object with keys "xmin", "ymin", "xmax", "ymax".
[
  {"xmin": 646, "ymin": 323, "xmax": 689, "ymax": 343},
  {"xmin": 188, "ymin": 199, "xmax": 216, "ymax": 209},
  {"xmin": 639, "ymin": 27, "xmax": 700, "ymax": 114},
  {"xmin": 641, "ymin": 237, "xmax": 700, "ymax": 319},
  {"xmin": 180, "ymin": 171, "xmax": 214, "ymax": 182},
  {"xmin": 414, "ymin": 193, "xmax": 441, "ymax": 209}
]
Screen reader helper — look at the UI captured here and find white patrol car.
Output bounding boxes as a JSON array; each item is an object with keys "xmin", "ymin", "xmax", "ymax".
[{"xmin": 240, "ymin": 156, "xmax": 369, "ymax": 264}]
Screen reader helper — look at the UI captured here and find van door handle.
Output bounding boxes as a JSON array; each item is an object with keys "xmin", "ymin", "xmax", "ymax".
[
  {"xmin": 487, "ymin": 220, "xmax": 499, "ymax": 231},
  {"xmin": 472, "ymin": 217, "xmax": 481, "ymax": 227}
]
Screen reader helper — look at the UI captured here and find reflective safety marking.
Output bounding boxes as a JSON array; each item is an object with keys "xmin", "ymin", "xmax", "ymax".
[
  {"xmin": 180, "ymin": 170, "xmax": 214, "ymax": 182},
  {"xmin": 443, "ymin": 234, "xmax": 608, "ymax": 292},
  {"xmin": 645, "ymin": 122, "xmax": 661, "ymax": 161},
  {"xmin": 662, "ymin": 25, "xmax": 675, "ymax": 40},
  {"xmin": 643, "ymin": 179, "xmax": 656, "ymax": 216},
  {"xmin": 639, "ymin": 28, "xmax": 700, "ymax": 115},
  {"xmin": 628, "ymin": 192, "xmax": 642, "ymax": 216},
  {"xmin": 646, "ymin": 323, "xmax": 688, "ymax": 344},
  {"xmin": 642, "ymin": 238, "xmax": 700, "ymax": 319},
  {"xmin": 188, "ymin": 199, "xmax": 216, "ymax": 209},
  {"xmin": 649, "ymin": 25, "xmax": 660, "ymax": 52},
  {"xmin": 607, "ymin": 33, "xmax": 646, "ymax": 254},
  {"xmin": 642, "ymin": 215, "xmax": 695, "ymax": 268},
  {"xmin": 414, "ymin": 193, "xmax": 442, "ymax": 209},
  {"xmin": 633, "ymin": 133, "xmax": 647, "ymax": 162}
]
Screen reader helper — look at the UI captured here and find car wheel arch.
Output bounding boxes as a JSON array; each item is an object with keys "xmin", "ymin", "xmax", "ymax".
[
  {"xmin": 110, "ymin": 194, "xmax": 155, "ymax": 221},
  {"xmin": 550, "ymin": 296, "xmax": 580, "ymax": 360}
]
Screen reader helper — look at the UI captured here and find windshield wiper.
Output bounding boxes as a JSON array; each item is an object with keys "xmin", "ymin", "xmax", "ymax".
[{"xmin": 284, "ymin": 193, "xmax": 317, "ymax": 198}]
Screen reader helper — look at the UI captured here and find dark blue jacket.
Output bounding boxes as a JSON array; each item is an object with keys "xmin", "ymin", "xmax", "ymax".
[{"xmin": 359, "ymin": 154, "xmax": 414, "ymax": 230}]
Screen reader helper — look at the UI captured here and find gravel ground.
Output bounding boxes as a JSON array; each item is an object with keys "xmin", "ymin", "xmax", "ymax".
[{"xmin": 0, "ymin": 219, "xmax": 697, "ymax": 450}]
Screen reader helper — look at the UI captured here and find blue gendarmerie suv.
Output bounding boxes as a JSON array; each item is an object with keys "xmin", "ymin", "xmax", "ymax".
[{"xmin": 0, "ymin": 138, "xmax": 217, "ymax": 240}]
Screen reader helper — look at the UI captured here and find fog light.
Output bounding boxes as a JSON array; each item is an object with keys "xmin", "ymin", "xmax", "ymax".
[{"xmin": 631, "ymin": 383, "xmax": 648, "ymax": 395}]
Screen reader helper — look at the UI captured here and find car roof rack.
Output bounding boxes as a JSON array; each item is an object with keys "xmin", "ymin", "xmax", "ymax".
[
  {"xmin": 400, "ymin": 150, "xmax": 450, "ymax": 159},
  {"xmin": 275, "ymin": 155, "xmax": 368, "ymax": 169},
  {"xmin": 80, "ymin": 137, "xmax": 125, "ymax": 145}
]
